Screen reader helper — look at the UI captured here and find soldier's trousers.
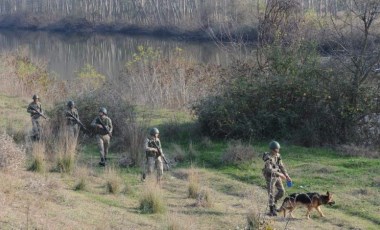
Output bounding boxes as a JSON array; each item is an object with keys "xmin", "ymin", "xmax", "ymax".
[
  {"xmin": 265, "ymin": 176, "xmax": 285, "ymax": 206},
  {"xmin": 96, "ymin": 134, "xmax": 110, "ymax": 162},
  {"xmin": 144, "ymin": 156, "xmax": 163, "ymax": 182},
  {"xmin": 31, "ymin": 117, "xmax": 41, "ymax": 139},
  {"xmin": 68, "ymin": 124, "xmax": 79, "ymax": 139}
]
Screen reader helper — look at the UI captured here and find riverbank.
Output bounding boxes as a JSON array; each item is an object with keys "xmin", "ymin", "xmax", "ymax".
[{"xmin": 0, "ymin": 14, "xmax": 257, "ymax": 42}]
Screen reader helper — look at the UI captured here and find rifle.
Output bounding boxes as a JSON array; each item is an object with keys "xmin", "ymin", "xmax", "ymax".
[
  {"xmin": 66, "ymin": 111, "xmax": 87, "ymax": 131},
  {"xmin": 29, "ymin": 106, "xmax": 48, "ymax": 119},
  {"xmin": 151, "ymin": 141, "xmax": 170, "ymax": 170},
  {"xmin": 97, "ymin": 117, "xmax": 112, "ymax": 137}
]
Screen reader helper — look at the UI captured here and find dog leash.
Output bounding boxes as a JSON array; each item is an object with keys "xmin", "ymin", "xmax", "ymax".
[{"xmin": 299, "ymin": 185, "xmax": 311, "ymax": 192}]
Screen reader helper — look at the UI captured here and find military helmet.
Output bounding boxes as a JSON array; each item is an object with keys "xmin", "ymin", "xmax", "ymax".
[
  {"xmin": 150, "ymin": 127, "xmax": 159, "ymax": 136},
  {"xmin": 99, "ymin": 107, "xmax": 107, "ymax": 115},
  {"xmin": 32, "ymin": 94, "xmax": 39, "ymax": 99},
  {"xmin": 67, "ymin": 100, "xmax": 75, "ymax": 107},
  {"xmin": 269, "ymin": 141, "xmax": 280, "ymax": 150}
]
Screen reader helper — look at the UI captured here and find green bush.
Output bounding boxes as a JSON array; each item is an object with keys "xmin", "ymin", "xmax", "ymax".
[{"xmin": 194, "ymin": 41, "xmax": 379, "ymax": 146}]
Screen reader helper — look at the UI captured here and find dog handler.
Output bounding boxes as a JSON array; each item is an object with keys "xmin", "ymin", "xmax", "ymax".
[{"xmin": 262, "ymin": 141, "xmax": 292, "ymax": 216}]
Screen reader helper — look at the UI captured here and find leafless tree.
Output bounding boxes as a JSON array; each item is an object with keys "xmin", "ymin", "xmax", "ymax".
[{"xmin": 329, "ymin": 0, "xmax": 380, "ymax": 107}]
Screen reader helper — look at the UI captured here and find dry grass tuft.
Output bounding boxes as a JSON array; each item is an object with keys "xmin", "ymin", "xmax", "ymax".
[
  {"xmin": 221, "ymin": 140, "xmax": 256, "ymax": 165},
  {"xmin": 28, "ymin": 141, "xmax": 46, "ymax": 173},
  {"xmin": 246, "ymin": 209, "xmax": 275, "ymax": 230},
  {"xmin": 139, "ymin": 181, "xmax": 166, "ymax": 214},
  {"xmin": 118, "ymin": 155, "xmax": 135, "ymax": 168},
  {"xmin": 373, "ymin": 176, "xmax": 380, "ymax": 187},
  {"xmin": 54, "ymin": 128, "xmax": 78, "ymax": 173},
  {"xmin": 188, "ymin": 142, "xmax": 199, "ymax": 160},
  {"xmin": 73, "ymin": 167, "xmax": 91, "ymax": 191},
  {"xmin": 336, "ymin": 144, "xmax": 380, "ymax": 158},
  {"xmin": 171, "ymin": 144, "xmax": 186, "ymax": 163},
  {"xmin": 166, "ymin": 212, "xmax": 196, "ymax": 230},
  {"xmin": 104, "ymin": 167, "xmax": 123, "ymax": 194},
  {"xmin": 200, "ymin": 136, "xmax": 213, "ymax": 148},
  {"xmin": 0, "ymin": 133, "xmax": 26, "ymax": 171},
  {"xmin": 188, "ymin": 166, "xmax": 200, "ymax": 199},
  {"xmin": 195, "ymin": 188, "xmax": 213, "ymax": 208}
]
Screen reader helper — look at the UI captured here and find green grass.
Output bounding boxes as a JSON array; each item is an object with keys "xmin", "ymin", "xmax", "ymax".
[
  {"xmin": 0, "ymin": 94, "xmax": 30, "ymax": 137},
  {"xmin": 202, "ymin": 144, "xmax": 380, "ymax": 226},
  {"xmin": 1, "ymin": 94, "xmax": 379, "ymax": 228}
]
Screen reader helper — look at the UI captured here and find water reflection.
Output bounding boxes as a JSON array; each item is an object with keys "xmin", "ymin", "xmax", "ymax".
[{"xmin": 0, "ymin": 30, "xmax": 239, "ymax": 80}]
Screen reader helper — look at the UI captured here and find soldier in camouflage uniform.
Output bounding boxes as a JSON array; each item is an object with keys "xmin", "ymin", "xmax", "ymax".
[
  {"xmin": 27, "ymin": 94, "xmax": 44, "ymax": 141},
  {"xmin": 65, "ymin": 100, "xmax": 79, "ymax": 138},
  {"xmin": 91, "ymin": 107, "xmax": 113, "ymax": 166},
  {"xmin": 262, "ymin": 141, "xmax": 292, "ymax": 216},
  {"xmin": 142, "ymin": 127, "xmax": 164, "ymax": 183}
]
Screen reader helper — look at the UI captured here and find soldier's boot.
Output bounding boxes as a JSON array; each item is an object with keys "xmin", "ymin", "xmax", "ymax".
[
  {"xmin": 141, "ymin": 173, "xmax": 146, "ymax": 182},
  {"xmin": 267, "ymin": 205, "xmax": 277, "ymax": 216},
  {"xmin": 273, "ymin": 202, "xmax": 277, "ymax": 211},
  {"xmin": 99, "ymin": 158, "xmax": 106, "ymax": 167}
]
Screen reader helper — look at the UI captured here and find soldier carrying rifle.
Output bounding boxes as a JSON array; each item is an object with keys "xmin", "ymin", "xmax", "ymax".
[
  {"xmin": 65, "ymin": 100, "xmax": 80, "ymax": 138},
  {"xmin": 91, "ymin": 107, "xmax": 113, "ymax": 167},
  {"xmin": 142, "ymin": 127, "xmax": 168, "ymax": 184},
  {"xmin": 27, "ymin": 94, "xmax": 46, "ymax": 141}
]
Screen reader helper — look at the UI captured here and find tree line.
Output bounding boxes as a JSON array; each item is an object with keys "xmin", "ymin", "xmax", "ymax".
[{"xmin": 0, "ymin": 0, "xmax": 367, "ymax": 39}]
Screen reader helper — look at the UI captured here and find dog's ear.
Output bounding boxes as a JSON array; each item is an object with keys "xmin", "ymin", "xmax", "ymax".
[{"xmin": 326, "ymin": 191, "xmax": 330, "ymax": 196}]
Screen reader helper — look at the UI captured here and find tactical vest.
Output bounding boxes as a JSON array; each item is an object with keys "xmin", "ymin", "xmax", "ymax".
[
  {"xmin": 146, "ymin": 138, "xmax": 160, "ymax": 158},
  {"xmin": 95, "ymin": 117, "xmax": 111, "ymax": 135}
]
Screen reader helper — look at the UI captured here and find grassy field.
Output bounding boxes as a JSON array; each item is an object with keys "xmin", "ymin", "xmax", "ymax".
[{"xmin": 0, "ymin": 95, "xmax": 379, "ymax": 230}]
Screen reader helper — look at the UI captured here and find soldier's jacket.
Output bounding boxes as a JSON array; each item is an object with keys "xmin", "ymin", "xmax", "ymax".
[
  {"xmin": 65, "ymin": 108, "xmax": 79, "ymax": 126},
  {"xmin": 91, "ymin": 116, "xmax": 113, "ymax": 135},
  {"xmin": 262, "ymin": 152, "xmax": 288, "ymax": 178},
  {"xmin": 27, "ymin": 102, "xmax": 43, "ymax": 119},
  {"xmin": 144, "ymin": 137, "xmax": 162, "ymax": 158}
]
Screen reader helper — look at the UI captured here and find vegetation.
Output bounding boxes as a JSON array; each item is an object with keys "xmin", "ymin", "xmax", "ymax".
[
  {"xmin": 195, "ymin": 0, "xmax": 380, "ymax": 146},
  {"xmin": 139, "ymin": 182, "xmax": 167, "ymax": 214},
  {"xmin": 0, "ymin": 1, "xmax": 379, "ymax": 229}
]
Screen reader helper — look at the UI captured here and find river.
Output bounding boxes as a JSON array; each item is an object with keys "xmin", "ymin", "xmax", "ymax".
[{"xmin": 0, "ymin": 30, "xmax": 246, "ymax": 80}]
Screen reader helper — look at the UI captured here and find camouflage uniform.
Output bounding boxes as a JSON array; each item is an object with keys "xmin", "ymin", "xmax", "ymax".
[
  {"xmin": 65, "ymin": 107, "xmax": 79, "ymax": 137},
  {"xmin": 91, "ymin": 115, "xmax": 112, "ymax": 165},
  {"xmin": 143, "ymin": 137, "xmax": 164, "ymax": 182},
  {"xmin": 27, "ymin": 101, "xmax": 43, "ymax": 140},
  {"xmin": 262, "ymin": 152, "xmax": 288, "ymax": 208}
]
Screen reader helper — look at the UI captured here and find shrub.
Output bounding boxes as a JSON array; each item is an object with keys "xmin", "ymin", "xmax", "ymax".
[
  {"xmin": 0, "ymin": 133, "xmax": 26, "ymax": 171},
  {"xmin": 221, "ymin": 140, "xmax": 256, "ymax": 165},
  {"xmin": 62, "ymin": 86, "xmax": 146, "ymax": 165},
  {"xmin": 194, "ymin": 41, "xmax": 377, "ymax": 146}
]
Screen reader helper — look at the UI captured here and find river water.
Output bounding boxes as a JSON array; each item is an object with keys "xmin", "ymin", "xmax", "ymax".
[{"xmin": 0, "ymin": 30, "xmax": 245, "ymax": 80}]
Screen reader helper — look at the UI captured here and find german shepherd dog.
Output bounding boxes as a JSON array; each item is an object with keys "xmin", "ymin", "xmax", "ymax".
[{"xmin": 277, "ymin": 191, "xmax": 335, "ymax": 219}]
